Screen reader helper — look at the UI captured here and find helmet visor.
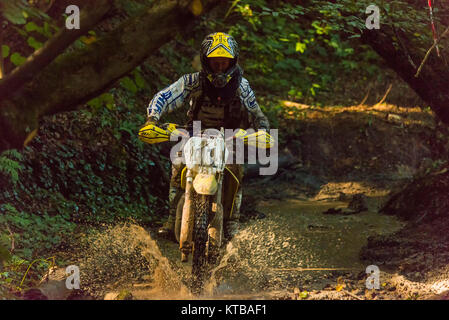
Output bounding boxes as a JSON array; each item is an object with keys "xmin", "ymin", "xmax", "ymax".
[{"xmin": 208, "ymin": 57, "xmax": 232, "ymax": 73}]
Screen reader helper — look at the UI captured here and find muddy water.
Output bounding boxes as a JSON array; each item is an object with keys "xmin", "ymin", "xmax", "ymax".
[
  {"xmin": 198, "ymin": 198, "xmax": 405, "ymax": 298},
  {"xmin": 134, "ymin": 198, "xmax": 403, "ymax": 299},
  {"xmin": 77, "ymin": 197, "xmax": 404, "ymax": 299},
  {"xmin": 257, "ymin": 198, "xmax": 404, "ymax": 271}
]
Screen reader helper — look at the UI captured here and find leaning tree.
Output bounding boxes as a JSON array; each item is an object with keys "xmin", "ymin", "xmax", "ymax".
[{"xmin": 0, "ymin": 0, "xmax": 217, "ymax": 152}]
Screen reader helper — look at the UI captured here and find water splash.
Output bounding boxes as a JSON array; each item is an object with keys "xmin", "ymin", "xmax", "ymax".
[{"xmin": 76, "ymin": 223, "xmax": 191, "ymax": 299}]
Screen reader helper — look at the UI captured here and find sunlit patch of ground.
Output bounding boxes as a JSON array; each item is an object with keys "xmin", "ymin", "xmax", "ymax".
[{"xmin": 280, "ymin": 101, "xmax": 435, "ymax": 128}]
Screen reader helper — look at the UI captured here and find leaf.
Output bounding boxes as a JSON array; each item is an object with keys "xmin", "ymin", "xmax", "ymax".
[
  {"xmin": 2, "ymin": 45, "xmax": 10, "ymax": 58},
  {"xmin": 134, "ymin": 71, "xmax": 146, "ymax": 89},
  {"xmin": 189, "ymin": 0, "xmax": 203, "ymax": 16},
  {"xmin": 120, "ymin": 76, "xmax": 138, "ymax": 93},
  {"xmin": 295, "ymin": 42, "xmax": 306, "ymax": 53},
  {"xmin": 1, "ymin": 0, "xmax": 49, "ymax": 25},
  {"xmin": 25, "ymin": 21, "xmax": 40, "ymax": 32},
  {"xmin": 336, "ymin": 284, "xmax": 344, "ymax": 291},
  {"xmin": 80, "ymin": 35, "xmax": 97, "ymax": 45},
  {"xmin": 299, "ymin": 291, "xmax": 308, "ymax": 299},
  {"xmin": 1, "ymin": 1, "xmax": 27, "ymax": 25},
  {"xmin": 27, "ymin": 36, "xmax": 43, "ymax": 50},
  {"xmin": 42, "ymin": 22, "xmax": 52, "ymax": 38},
  {"xmin": 10, "ymin": 52, "xmax": 27, "ymax": 66},
  {"xmin": 87, "ymin": 96, "xmax": 102, "ymax": 110}
]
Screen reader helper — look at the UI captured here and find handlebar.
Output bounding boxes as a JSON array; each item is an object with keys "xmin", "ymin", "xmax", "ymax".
[{"xmin": 138, "ymin": 123, "xmax": 274, "ymax": 148}]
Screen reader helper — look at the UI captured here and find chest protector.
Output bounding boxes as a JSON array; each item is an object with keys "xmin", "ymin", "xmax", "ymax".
[{"xmin": 187, "ymin": 68, "xmax": 250, "ymax": 130}]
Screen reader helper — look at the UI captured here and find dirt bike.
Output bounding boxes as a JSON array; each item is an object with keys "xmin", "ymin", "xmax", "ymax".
[{"xmin": 138, "ymin": 122, "xmax": 273, "ymax": 294}]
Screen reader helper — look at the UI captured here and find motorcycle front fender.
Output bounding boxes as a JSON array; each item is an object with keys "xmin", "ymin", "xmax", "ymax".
[{"xmin": 193, "ymin": 173, "xmax": 218, "ymax": 195}]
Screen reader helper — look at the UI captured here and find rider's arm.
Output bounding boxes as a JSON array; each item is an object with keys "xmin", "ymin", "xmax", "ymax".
[
  {"xmin": 147, "ymin": 73, "xmax": 200, "ymax": 121},
  {"xmin": 238, "ymin": 77, "xmax": 270, "ymax": 131}
]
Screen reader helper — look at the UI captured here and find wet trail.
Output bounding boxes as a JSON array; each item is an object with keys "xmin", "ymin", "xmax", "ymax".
[{"xmin": 92, "ymin": 190, "xmax": 405, "ymax": 300}]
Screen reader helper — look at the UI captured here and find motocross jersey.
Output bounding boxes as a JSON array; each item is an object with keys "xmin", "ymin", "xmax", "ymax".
[{"xmin": 146, "ymin": 71, "xmax": 270, "ymax": 130}]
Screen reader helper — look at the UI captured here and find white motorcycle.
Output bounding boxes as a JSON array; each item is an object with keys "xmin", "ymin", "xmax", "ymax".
[{"xmin": 139, "ymin": 123, "xmax": 273, "ymax": 293}]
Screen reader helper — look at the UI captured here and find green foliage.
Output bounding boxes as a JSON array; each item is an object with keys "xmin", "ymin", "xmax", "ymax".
[
  {"xmin": 0, "ymin": 204, "xmax": 75, "ymax": 260},
  {"xmin": 26, "ymin": 36, "xmax": 43, "ymax": 50},
  {"xmin": 0, "ymin": 245, "xmax": 12, "ymax": 265},
  {"xmin": 196, "ymin": 0, "xmax": 439, "ymax": 106},
  {"xmin": 1, "ymin": 45, "xmax": 10, "ymax": 58},
  {"xmin": 0, "ymin": 0, "xmax": 49, "ymax": 25},
  {"xmin": 0, "ymin": 150, "xmax": 23, "ymax": 185},
  {"xmin": 133, "ymin": 69, "xmax": 147, "ymax": 89},
  {"xmin": 217, "ymin": 0, "xmax": 370, "ymax": 103},
  {"xmin": 87, "ymin": 93, "xmax": 116, "ymax": 112},
  {"xmin": 9, "ymin": 52, "xmax": 27, "ymax": 66},
  {"xmin": 120, "ymin": 76, "xmax": 138, "ymax": 94}
]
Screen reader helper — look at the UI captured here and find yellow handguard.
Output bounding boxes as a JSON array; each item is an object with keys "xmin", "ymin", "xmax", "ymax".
[
  {"xmin": 233, "ymin": 128, "xmax": 248, "ymax": 139},
  {"xmin": 242, "ymin": 130, "xmax": 274, "ymax": 149},
  {"xmin": 138, "ymin": 124, "xmax": 170, "ymax": 144},
  {"xmin": 165, "ymin": 123, "xmax": 189, "ymax": 139},
  {"xmin": 139, "ymin": 123, "xmax": 187, "ymax": 144}
]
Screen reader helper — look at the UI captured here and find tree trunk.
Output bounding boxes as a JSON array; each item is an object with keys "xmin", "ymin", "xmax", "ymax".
[
  {"xmin": 0, "ymin": 0, "xmax": 218, "ymax": 153},
  {"xmin": 0, "ymin": 0, "xmax": 113, "ymax": 100},
  {"xmin": 360, "ymin": 28, "xmax": 449, "ymax": 125}
]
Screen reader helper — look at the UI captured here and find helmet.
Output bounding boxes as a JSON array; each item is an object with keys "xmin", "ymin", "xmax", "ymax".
[{"xmin": 200, "ymin": 32, "xmax": 239, "ymax": 88}]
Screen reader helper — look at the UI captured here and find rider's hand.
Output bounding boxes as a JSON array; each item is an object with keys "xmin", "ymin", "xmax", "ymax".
[
  {"xmin": 256, "ymin": 118, "xmax": 270, "ymax": 131},
  {"xmin": 257, "ymin": 123, "xmax": 270, "ymax": 132},
  {"xmin": 141, "ymin": 116, "xmax": 158, "ymax": 129}
]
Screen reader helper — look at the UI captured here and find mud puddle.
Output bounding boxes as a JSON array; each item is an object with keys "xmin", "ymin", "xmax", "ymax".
[
  {"xmin": 127, "ymin": 196, "xmax": 405, "ymax": 300},
  {"xmin": 73, "ymin": 193, "xmax": 408, "ymax": 300}
]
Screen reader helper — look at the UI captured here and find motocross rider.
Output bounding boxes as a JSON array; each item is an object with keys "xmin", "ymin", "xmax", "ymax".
[{"xmin": 143, "ymin": 32, "xmax": 270, "ymax": 241}]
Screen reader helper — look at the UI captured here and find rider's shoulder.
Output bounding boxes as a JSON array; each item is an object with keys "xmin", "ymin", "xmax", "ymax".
[
  {"xmin": 180, "ymin": 72, "xmax": 201, "ymax": 91},
  {"xmin": 238, "ymin": 77, "xmax": 254, "ymax": 97}
]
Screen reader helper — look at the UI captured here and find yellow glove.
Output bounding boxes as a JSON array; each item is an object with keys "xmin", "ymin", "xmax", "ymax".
[{"xmin": 140, "ymin": 116, "xmax": 158, "ymax": 129}]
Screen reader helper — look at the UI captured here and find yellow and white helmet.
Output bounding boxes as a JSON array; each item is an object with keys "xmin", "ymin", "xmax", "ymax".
[{"xmin": 200, "ymin": 32, "xmax": 239, "ymax": 88}]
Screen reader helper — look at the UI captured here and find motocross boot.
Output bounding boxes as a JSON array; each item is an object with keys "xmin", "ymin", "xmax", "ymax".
[
  {"xmin": 225, "ymin": 187, "xmax": 242, "ymax": 240},
  {"xmin": 158, "ymin": 186, "xmax": 181, "ymax": 241}
]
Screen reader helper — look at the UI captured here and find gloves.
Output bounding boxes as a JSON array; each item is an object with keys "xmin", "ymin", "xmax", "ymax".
[
  {"xmin": 257, "ymin": 120, "xmax": 270, "ymax": 131},
  {"xmin": 146, "ymin": 116, "xmax": 158, "ymax": 125},
  {"xmin": 141, "ymin": 116, "xmax": 158, "ymax": 129}
]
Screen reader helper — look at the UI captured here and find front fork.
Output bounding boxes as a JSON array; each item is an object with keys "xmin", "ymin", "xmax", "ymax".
[
  {"xmin": 208, "ymin": 172, "xmax": 223, "ymax": 250},
  {"xmin": 179, "ymin": 170, "xmax": 194, "ymax": 262}
]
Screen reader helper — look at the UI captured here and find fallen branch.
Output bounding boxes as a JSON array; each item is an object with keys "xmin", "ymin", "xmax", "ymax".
[
  {"xmin": 341, "ymin": 289, "xmax": 364, "ymax": 300},
  {"xmin": 0, "ymin": 0, "xmax": 113, "ymax": 100},
  {"xmin": 358, "ymin": 83, "xmax": 373, "ymax": 106},
  {"xmin": 415, "ymin": 25, "xmax": 449, "ymax": 78},
  {"xmin": 272, "ymin": 267, "xmax": 354, "ymax": 271},
  {"xmin": 375, "ymin": 83, "xmax": 393, "ymax": 105}
]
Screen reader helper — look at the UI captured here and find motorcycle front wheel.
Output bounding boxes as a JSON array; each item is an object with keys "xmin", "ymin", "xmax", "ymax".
[{"xmin": 191, "ymin": 192, "xmax": 211, "ymax": 295}]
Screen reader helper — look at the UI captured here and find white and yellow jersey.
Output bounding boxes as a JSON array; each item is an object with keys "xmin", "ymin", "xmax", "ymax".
[{"xmin": 146, "ymin": 72, "xmax": 270, "ymax": 130}]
